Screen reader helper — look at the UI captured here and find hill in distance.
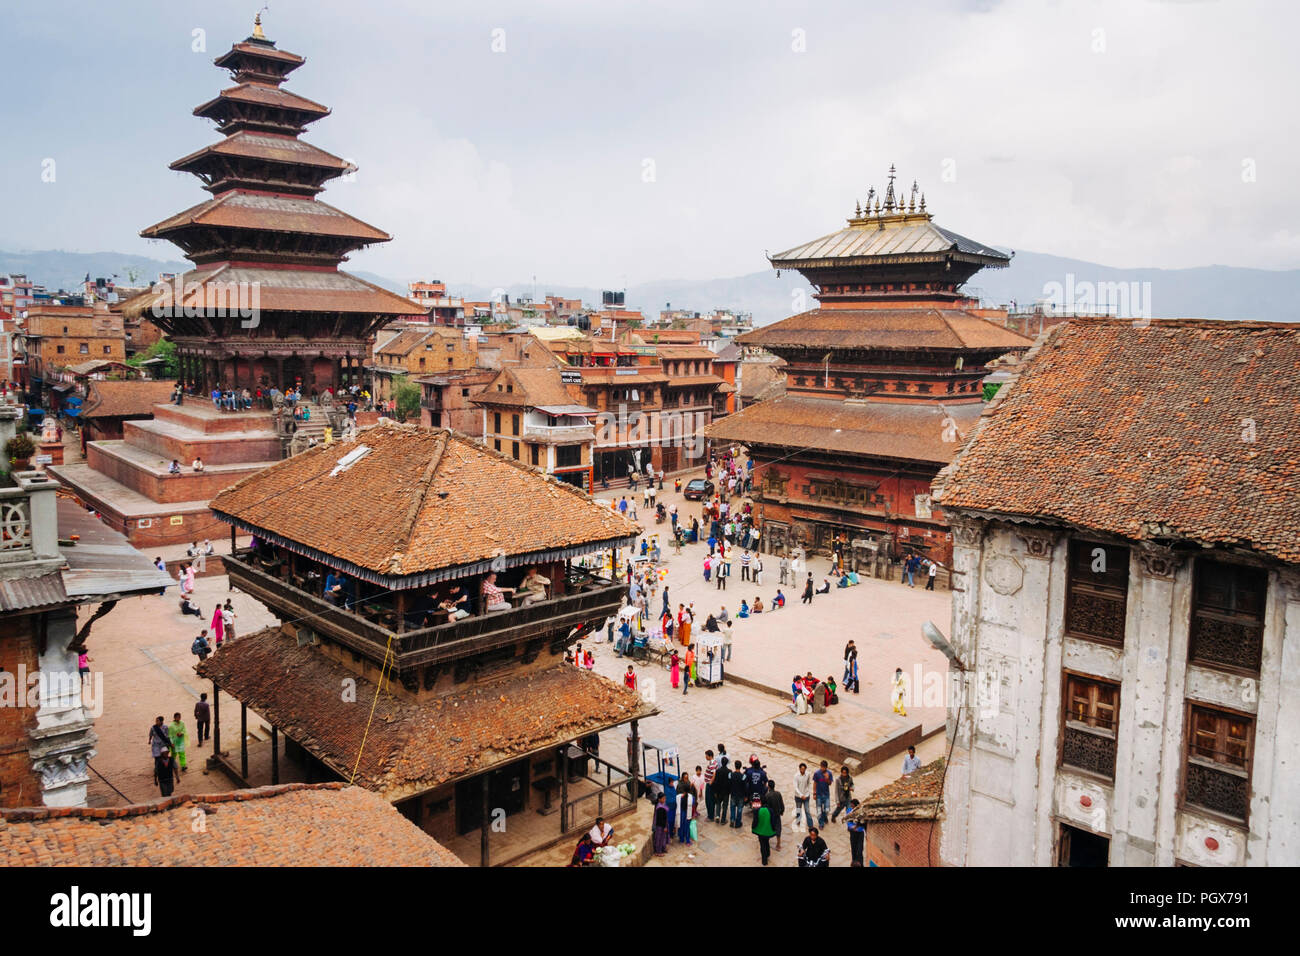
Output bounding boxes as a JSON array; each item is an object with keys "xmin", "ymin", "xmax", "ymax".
[{"xmin": 4, "ymin": 249, "xmax": 1296, "ymax": 326}]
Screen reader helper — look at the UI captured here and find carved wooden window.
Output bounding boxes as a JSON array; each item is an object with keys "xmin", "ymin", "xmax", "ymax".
[
  {"xmin": 1189, "ymin": 559, "xmax": 1266, "ymax": 675},
  {"xmin": 1061, "ymin": 674, "xmax": 1119, "ymax": 779},
  {"xmin": 1065, "ymin": 540, "xmax": 1130, "ymax": 646},
  {"xmin": 1184, "ymin": 704, "xmax": 1253, "ymax": 823}
]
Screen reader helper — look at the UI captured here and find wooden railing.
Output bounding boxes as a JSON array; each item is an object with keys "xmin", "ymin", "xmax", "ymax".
[
  {"xmin": 561, "ymin": 752, "xmax": 636, "ymax": 835},
  {"xmin": 226, "ymin": 551, "xmax": 625, "ymax": 667}
]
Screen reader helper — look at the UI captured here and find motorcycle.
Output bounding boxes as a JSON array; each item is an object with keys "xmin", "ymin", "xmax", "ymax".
[{"xmin": 797, "ymin": 848, "xmax": 831, "ymax": 868}]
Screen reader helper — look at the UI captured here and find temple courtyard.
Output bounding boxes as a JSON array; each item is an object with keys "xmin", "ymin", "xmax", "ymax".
[{"xmin": 75, "ymin": 470, "xmax": 952, "ymax": 866}]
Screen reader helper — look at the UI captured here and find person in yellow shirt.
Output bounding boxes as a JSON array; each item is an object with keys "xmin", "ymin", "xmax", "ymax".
[{"xmin": 891, "ymin": 667, "xmax": 908, "ymax": 716}]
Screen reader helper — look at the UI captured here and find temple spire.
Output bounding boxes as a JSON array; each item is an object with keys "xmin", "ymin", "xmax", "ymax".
[{"xmin": 252, "ymin": 10, "xmax": 267, "ymax": 40}]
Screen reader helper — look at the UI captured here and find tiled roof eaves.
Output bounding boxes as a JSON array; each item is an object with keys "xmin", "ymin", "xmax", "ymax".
[{"xmin": 214, "ymin": 507, "xmax": 637, "ymax": 590}]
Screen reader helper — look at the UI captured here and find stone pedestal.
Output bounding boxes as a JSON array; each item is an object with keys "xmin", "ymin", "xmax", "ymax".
[{"xmin": 37, "ymin": 441, "xmax": 64, "ymax": 469}]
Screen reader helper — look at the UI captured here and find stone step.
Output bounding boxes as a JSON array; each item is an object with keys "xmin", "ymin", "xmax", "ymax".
[
  {"xmin": 86, "ymin": 440, "xmax": 276, "ymax": 503},
  {"xmin": 46, "ymin": 462, "xmax": 232, "ymax": 548},
  {"xmin": 124, "ymin": 417, "xmax": 280, "ymax": 465},
  {"xmin": 152, "ymin": 401, "xmax": 274, "ymax": 435}
]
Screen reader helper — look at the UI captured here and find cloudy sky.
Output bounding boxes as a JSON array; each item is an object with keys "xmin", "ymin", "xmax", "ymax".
[{"xmin": 1, "ymin": 0, "xmax": 1295, "ymax": 288}]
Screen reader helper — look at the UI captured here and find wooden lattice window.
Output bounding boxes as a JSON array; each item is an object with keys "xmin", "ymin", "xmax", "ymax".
[
  {"xmin": 1189, "ymin": 560, "xmax": 1266, "ymax": 675},
  {"xmin": 1065, "ymin": 540, "xmax": 1130, "ymax": 646},
  {"xmin": 1184, "ymin": 705, "xmax": 1253, "ymax": 822},
  {"xmin": 1061, "ymin": 674, "xmax": 1119, "ymax": 779}
]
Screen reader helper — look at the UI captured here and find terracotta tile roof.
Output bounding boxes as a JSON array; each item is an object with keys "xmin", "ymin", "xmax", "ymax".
[
  {"xmin": 81, "ymin": 380, "xmax": 176, "ymax": 419},
  {"xmin": 0, "ymin": 783, "xmax": 463, "ymax": 866},
  {"xmin": 170, "ymin": 131, "xmax": 351, "ymax": 172},
  {"xmin": 209, "ymin": 422, "xmax": 639, "ymax": 579},
  {"xmin": 196, "ymin": 628, "xmax": 656, "ymax": 801},
  {"xmin": 142, "ymin": 193, "xmax": 390, "ymax": 241},
  {"xmin": 738, "ymin": 362, "xmax": 787, "ymax": 402},
  {"xmin": 848, "ymin": 759, "xmax": 945, "ymax": 822},
  {"xmin": 655, "ymin": 346, "xmax": 717, "ymax": 360},
  {"xmin": 706, "ymin": 395, "xmax": 982, "ymax": 465},
  {"xmin": 935, "ymin": 319, "xmax": 1300, "ymax": 565},
  {"xmin": 578, "ymin": 369, "xmax": 670, "ymax": 386},
  {"xmin": 472, "ymin": 366, "xmax": 576, "ymax": 409},
  {"xmin": 737, "ymin": 309, "xmax": 1031, "ymax": 353},
  {"xmin": 116, "ymin": 265, "xmax": 426, "ymax": 318},
  {"xmin": 375, "ymin": 328, "xmax": 446, "ymax": 357},
  {"xmin": 215, "ymin": 43, "xmax": 306, "ymax": 67},
  {"xmin": 664, "ymin": 374, "xmax": 725, "ymax": 388},
  {"xmin": 194, "ymin": 83, "xmax": 328, "ymax": 118}
]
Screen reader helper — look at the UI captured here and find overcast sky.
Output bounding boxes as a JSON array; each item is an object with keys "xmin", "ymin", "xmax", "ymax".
[{"xmin": 1, "ymin": 0, "xmax": 1295, "ymax": 288}]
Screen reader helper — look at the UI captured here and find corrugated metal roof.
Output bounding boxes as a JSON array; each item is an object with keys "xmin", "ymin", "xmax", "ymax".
[
  {"xmin": 770, "ymin": 217, "xmax": 1010, "ymax": 267},
  {"xmin": 0, "ymin": 573, "xmax": 67, "ymax": 613}
]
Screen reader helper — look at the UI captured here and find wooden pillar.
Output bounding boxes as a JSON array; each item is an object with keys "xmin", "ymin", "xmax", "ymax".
[
  {"xmin": 628, "ymin": 719, "xmax": 641, "ymax": 801},
  {"xmin": 270, "ymin": 726, "xmax": 279, "ymax": 785},
  {"xmin": 211, "ymin": 681, "xmax": 221, "ymax": 759},
  {"xmin": 275, "ymin": 356, "xmax": 285, "ymax": 390},
  {"xmin": 396, "ymin": 591, "xmax": 406, "ymax": 633},
  {"xmin": 240, "ymin": 701, "xmax": 248, "ymax": 780},
  {"xmin": 480, "ymin": 773, "xmax": 491, "ymax": 868},
  {"xmin": 560, "ymin": 747, "xmax": 570, "ymax": 833}
]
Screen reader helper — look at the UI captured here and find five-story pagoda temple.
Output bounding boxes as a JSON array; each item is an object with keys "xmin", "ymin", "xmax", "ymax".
[{"xmin": 120, "ymin": 14, "xmax": 425, "ymax": 393}]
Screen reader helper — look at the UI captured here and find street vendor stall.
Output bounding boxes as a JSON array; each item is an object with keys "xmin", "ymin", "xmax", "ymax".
[
  {"xmin": 641, "ymin": 740, "xmax": 681, "ymax": 801},
  {"xmin": 695, "ymin": 632, "xmax": 724, "ymax": 687}
]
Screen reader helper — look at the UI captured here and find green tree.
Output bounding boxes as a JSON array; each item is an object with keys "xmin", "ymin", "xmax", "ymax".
[
  {"xmin": 982, "ymin": 382, "xmax": 1002, "ymax": 402},
  {"xmin": 128, "ymin": 338, "xmax": 179, "ymax": 378},
  {"xmin": 391, "ymin": 375, "xmax": 422, "ymax": 423}
]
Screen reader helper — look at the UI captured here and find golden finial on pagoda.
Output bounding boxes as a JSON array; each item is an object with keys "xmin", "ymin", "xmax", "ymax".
[
  {"xmin": 866, "ymin": 187, "xmax": 875, "ymax": 215},
  {"xmin": 919, "ymin": 192, "xmax": 926, "ymax": 212},
  {"xmin": 855, "ymin": 200, "xmax": 862, "ymax": 217},
  {"xmin": 883, "ymin": 164, "xmax": 897, "ymax": 211},
  {"xmin": 910, "ymin": 180, "xmax": 919, "ymax": 212},
  {"xmin": 253, "ymin": 9, "xmax": 267, "ymax": 40}
]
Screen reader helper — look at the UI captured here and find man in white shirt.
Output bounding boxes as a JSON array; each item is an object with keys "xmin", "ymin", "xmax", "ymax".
[
  {"xmin": 589, "ymin": 816, "xmax": 614, "ymax": 847},
  {"xmin": 902, "ymin": 745, "xmax": 922, "ymax": 774},
  {"xmin": 792, "ymin": 763, "xmax": 814, "ymax": 832}
]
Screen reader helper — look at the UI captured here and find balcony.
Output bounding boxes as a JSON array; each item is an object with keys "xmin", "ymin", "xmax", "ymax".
[
  {"xmin": 1061, "ymin": 724, "xmax": 1117, "ymax": 779},
  {"xmin": 225, "ymin": 551, "xmax": 624, "ymax": 670},
  {"xmin": 522, "ymin": 423, "xmax": 595, "ymax": 443},
  {"xmin": 1184, "ymin": 759, "xmax": 1250, "ymax": 822}
]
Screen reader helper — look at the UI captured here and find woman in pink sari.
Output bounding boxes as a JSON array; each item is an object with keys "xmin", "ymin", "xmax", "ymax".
[{"xmin": 210, "ymin": 603, "xmax": 225, "ymax": 649}]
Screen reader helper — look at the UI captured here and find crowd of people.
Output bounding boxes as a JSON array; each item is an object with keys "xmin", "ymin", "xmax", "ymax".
[
  {"xmin": 646, "ymin": 748, "xmax": 858, "ymax": 866},
  {"xmin": 170, "ymin": 378, "xmax": 379, "ymax": 422}
]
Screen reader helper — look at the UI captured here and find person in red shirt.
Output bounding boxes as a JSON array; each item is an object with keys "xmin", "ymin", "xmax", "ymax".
[{"xmin": 624, "ymin": 665, "xmax": 637, "ymax": 691}]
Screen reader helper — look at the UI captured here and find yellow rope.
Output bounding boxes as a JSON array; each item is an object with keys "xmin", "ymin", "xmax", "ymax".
[{"xmin": 349, "ymin": 632, "xmax": 395, "ymax": 785}]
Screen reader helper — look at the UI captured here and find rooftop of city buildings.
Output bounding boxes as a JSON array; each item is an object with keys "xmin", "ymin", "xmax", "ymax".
[
  {"xmin": 209, "ymin": 422, "xmax": 639, "ymax": 584},
  {"xmin": 0, "ymin": 783, "xmax": 464, "ymax": 866},
  {"xmin": 935, "ymin": 318, "xmax": 1300, "ymax": 565}
]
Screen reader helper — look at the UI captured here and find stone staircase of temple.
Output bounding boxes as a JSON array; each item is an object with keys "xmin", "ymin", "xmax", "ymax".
[{"xmin": 47, "ymin": 401, "xmax": 281, "ymax": 548}]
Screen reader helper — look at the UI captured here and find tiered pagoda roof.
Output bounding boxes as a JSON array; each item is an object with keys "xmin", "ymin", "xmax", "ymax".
[
  {"xmin": 123, "ymin": 14, "xmax": 422, "ymax": 325},
  {"xmin": 769, "ymin": 165, "xmax": 1012, "ymax": 306},
  {"xmin": 708, "ymin": 168, "xmax": 1030, "ymax": 458}
]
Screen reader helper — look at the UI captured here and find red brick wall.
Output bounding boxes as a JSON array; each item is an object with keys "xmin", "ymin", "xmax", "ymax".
[
  {"xmin": 864, "ymin": 817, "xmax": 943, "ymax": 867},
  {"xmin": 753, "ymin": 456, "xmax": 954, "ymax": 565},
  {"xmin": 0, "ymin": 616, "xmax": 43, "ymax": 808}
]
